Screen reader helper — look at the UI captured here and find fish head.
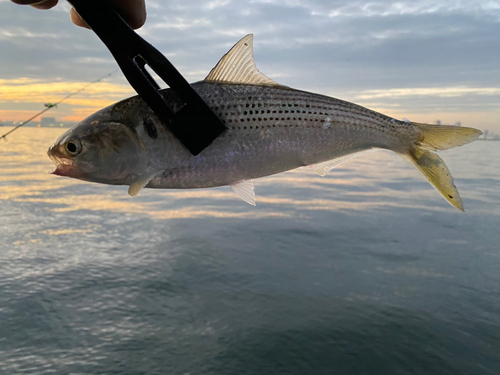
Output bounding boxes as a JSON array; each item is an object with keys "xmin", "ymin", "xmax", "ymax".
[{"xmin": 47, "ymin": 105, "xmax": 150, "ymax": 185}]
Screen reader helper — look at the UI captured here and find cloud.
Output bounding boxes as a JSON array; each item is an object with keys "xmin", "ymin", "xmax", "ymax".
[
  {"xmin": 0, "ymin": 78, "xmax": 133, "ymax": 104},
  {"xmin": 355, "ymin": 87, "xmax": 500, "ymax": 100},
  {"xmin": 0, "ymin": 78, "xmax": 134, "ymax": 121},
  {"xmin": 0, "ymin": 27, "xmax": 63, "ymax": 40},
  {"xmin": 1, "ymin": 0, "xmax": 499, "ymax": 129},
  {"xmin": 204, "ymin": 0, "xmax": 232, "ymax": 10}
]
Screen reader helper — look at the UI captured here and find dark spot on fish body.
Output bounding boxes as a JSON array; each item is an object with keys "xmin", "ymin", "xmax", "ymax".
[{"xmin": 143, "ymin": 120, "xmax": 158, "ymax": 139}]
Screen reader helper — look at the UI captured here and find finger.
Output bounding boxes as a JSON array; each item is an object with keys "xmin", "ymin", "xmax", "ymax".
[
  {"xmin": 11, "ymin": 0, "xmax": 58, "ymax": 8},
  {"xmin": 69, "ymin": 7, "xmax": 90, "ymax": 29},
  {"xmin": 10, "ymin": 0, "xmax": 38, "ymax": 4},
  {"xmin": 30, "ymin": 0, "xmax": 59, "ymax": 10},
  {"xmin": 111, "ymin": 0, "xmax": 146, "ymax": 29},
  {"xmin": 70, "ymin": 0, "xmax": 146, "ymax": 30}
]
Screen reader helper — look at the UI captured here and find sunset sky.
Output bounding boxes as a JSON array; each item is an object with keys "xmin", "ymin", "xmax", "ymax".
[{"xmin": 1, "ymin": 0, "xmax": 499, "ymax": 131}]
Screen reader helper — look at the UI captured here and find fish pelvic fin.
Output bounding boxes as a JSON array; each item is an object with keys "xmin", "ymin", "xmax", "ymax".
[{"xmin": 402, "ymin": 123, "xmax": 482, "ymax": 211}]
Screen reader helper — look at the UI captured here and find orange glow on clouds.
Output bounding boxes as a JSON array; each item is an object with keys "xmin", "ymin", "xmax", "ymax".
[
  {"xmin": 0, "ymin": 77, "xmax": 135, "ymax": 122},
  {"xmin": 0, "ymin": 78, "xmax": 134, "ymax": 103},
  {"xmin": 0, "ymin": 109, "xmax": 44, "ymax": 122},
  {"xmin": 2, "ymin": 78, "xmax": 497, "ymax": 131}
]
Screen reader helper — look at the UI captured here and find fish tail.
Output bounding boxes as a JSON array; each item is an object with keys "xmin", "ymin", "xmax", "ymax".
[{"xmin": 401, "ymin": 123, "xmax": 482, "ymax": 211}]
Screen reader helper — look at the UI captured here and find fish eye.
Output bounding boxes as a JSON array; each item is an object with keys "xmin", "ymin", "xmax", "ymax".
[{"xmin": 65, "ymin": 139, "xmax": 82, "ymax": 156}]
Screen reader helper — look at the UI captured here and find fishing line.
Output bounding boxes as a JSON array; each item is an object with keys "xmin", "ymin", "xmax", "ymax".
[{"xmin": 0, "ymin": 70, "xmax": 118, "ymax": 141}]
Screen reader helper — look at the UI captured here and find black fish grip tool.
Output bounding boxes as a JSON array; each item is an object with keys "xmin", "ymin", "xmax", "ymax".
[{"xmin": 67, "ymin": 0, "xmax": 226, "ymax": 155}]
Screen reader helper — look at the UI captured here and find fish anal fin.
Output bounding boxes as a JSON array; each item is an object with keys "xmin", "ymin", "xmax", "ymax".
[
  {"xmin": 204, "ymin": 34, "xmax": 285, "ymax": 87},
  {"xmin": 230, "ymin": 180, "xmax": 256, "ymax": 206},
  {"xmin": 309, "ymin": 149, "xmax": 378, "ymax": 176},
  {"xmin": 128, "ymin": 169, "xmax": 163, "ymax": 197}
]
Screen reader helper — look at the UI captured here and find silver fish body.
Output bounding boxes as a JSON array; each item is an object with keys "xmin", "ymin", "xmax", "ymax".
[
  {"xmin": 115, "ymin": 82, "xmax": 419, "ymax": 189},
  {"xmin": 48, "ymin": 34, "xmax": 481, "ymax": 210}
]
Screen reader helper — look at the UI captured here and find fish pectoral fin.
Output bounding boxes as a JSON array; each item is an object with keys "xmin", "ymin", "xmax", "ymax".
[
  {"xmin": 308, "ymin": 149, "xmax": 378, "ymax": 176},
  {"xmin": 204, "ymin": 34, "xmax": 286, "ymax": 88},
  {"xmin": 128, "ymin": 169, "xmax": 163, "ymax": 197},
  {"xmin": 230, "ymin": 180, "xmax": 256, "ymax": 206}
]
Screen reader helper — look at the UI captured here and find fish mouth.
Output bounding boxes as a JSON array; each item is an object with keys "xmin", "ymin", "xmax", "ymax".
[
  {"xmin": 47, "ymin": 146, "xmax": 82, "ymax": 178},
  {"xmin": 50, "ymin": 162, "xmax": 79, "ymax": 177}
]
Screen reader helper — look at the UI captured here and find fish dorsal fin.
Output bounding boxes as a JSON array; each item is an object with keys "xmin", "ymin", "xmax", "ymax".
[
  {"xmin": 230, "ymin": 180, "xmax": 256, "ymax": 206},
  {"xmin": 204, "ymin": 34, "xmax": 283, "ymax": 87},
  {"xmin": 309, "ymin": 149, "xmax": 379, "ymax": 177}
]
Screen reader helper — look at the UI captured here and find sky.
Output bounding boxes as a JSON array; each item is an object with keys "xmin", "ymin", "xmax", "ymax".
[{"xmin": 0, "ymin": 0, "xmax": 499, "ymax": 131}]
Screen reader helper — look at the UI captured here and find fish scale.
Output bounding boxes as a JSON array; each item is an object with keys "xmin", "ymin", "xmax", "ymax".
[{"xmin": 144, "ymin": 82, "xmax": 415, "ymax": 189}]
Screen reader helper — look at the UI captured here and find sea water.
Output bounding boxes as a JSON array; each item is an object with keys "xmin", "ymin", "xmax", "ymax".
[{"xmin": 0, "ymin": 128, "xmax": 499, "ymax": 374}]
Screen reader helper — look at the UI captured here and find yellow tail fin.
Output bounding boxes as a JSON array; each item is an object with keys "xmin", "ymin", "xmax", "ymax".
[{"xmin": 402, "ymin": 123, "xmax": 482, "ymax": 211}]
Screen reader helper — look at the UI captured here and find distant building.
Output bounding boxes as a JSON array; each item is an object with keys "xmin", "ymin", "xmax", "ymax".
[
  {"xmin": 41, "ymin": 117, "xmax": 56, "ymax": 127},
  {"xmin": 436, "ymin": 120, "xmax": 441, "ymax": 125}
]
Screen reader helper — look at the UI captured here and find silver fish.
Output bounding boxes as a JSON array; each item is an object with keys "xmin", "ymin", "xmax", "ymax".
[{"xmin": 48, "ymin": 35, "xmax": 481, "ymax": 210}]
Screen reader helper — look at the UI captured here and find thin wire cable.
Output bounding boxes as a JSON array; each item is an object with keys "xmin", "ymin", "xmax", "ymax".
[{"xmin": 0, "ymin": 70, "xmax": 117, "ymax": 141}]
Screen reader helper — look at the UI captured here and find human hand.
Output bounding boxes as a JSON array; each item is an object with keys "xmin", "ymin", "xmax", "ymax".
[{"xmin": 10, "ymin": 0, "xmax": 147, "ymax": 29}]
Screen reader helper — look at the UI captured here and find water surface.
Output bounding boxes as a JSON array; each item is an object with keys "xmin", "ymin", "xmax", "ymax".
[{"xmin": 1, "ymin": 128, "xmax": 499, "ymax": 374}]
